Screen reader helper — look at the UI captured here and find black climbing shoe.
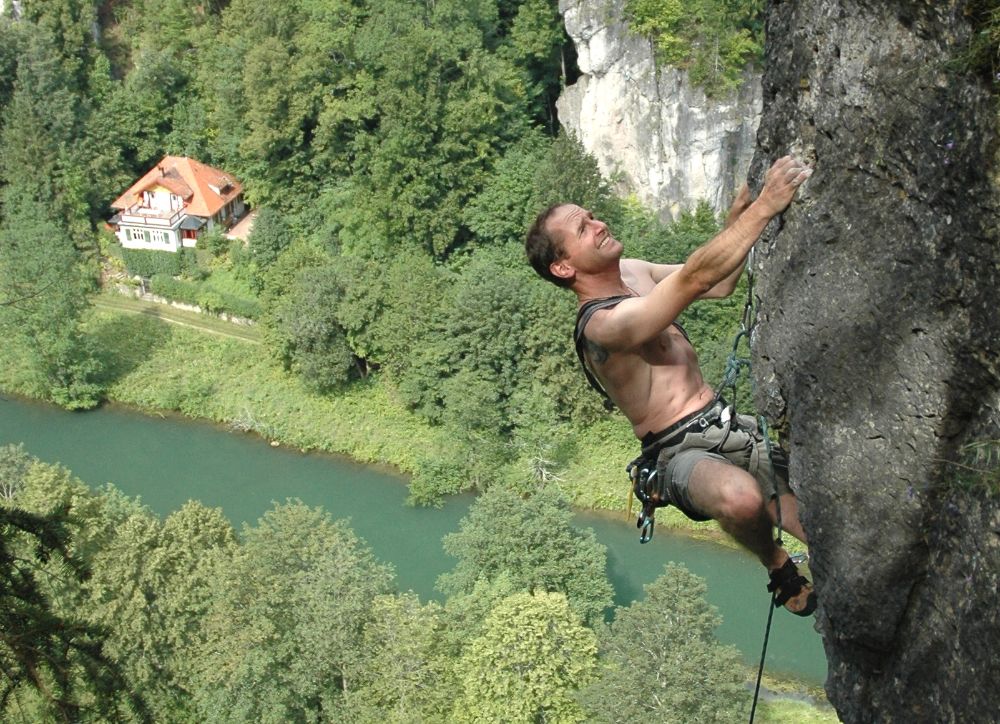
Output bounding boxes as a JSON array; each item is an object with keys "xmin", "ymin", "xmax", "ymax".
[{"xmin": 767, "ymin": 557, "xmax": 817, "ymax": 617}]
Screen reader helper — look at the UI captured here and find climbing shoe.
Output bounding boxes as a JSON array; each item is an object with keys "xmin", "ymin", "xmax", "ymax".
[{"xmin": 767, "ymin": 557, "xmax": 817, "ymax": 617}]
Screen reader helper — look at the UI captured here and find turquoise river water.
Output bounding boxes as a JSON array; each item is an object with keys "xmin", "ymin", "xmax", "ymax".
[{"xmin": 0, "ymin": 395, "xmax": 826, "ymax": 685}]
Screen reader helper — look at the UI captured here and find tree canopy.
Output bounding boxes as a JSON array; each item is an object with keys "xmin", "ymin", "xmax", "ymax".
[{"xmin": 0, "ymin": 451, "xmax": 752, "ymax": 722}]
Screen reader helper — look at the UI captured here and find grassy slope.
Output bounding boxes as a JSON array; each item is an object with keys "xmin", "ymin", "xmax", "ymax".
[
  {"xmin": 94, "ymin": 293, "xmax": 261, "ymax": 342},
  {"xmin": 84, "ymin": 307, "xmax": 450, "ymax": 478}
]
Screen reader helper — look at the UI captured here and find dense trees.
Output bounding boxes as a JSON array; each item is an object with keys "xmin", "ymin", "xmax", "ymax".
[
  {"xmin": 437, "ymin": 486, "xmax": 613, "ymax": 625},
  {"xmin": 0, "ymin": 199, "xmax": 103, "ymax": 408},
  {"xmin": 0, "ymin": 13, "xmax": 114, "ymax": 408},
  {"xmin": 0, "ymin": 0, "xmax": 744, "ymax": 495},
  {"xmin": 454, "ymin": 591, "xmax": 597, "ymax": 723},
  {"xmin": 0, "ymin": 504, "xmax": 137, "ymax": 721},
  {"xmin": 1, "ymin": 452, "xmax": 748, "ymax": 722},
  {"xmin": 581, "ymin": 563, "xmax": 750, "ymax": 722},
  {"xmin": 192, "ymin": 503, "xmax": 394, "ymax": 721}
]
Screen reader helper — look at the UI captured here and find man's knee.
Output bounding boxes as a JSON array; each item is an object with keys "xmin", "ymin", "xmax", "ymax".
[
  {"xmin": 688, "ymin": 460, "xmax": 767, "ymax": 523},
  {"xmin": 713, "ymin": 476, "xmax": 767, "ymax": 524}
]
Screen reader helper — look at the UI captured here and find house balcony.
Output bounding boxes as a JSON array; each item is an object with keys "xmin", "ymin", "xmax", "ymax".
[{"xmin": 118, "ymin": 204, "xmax": 184, "ymax": 229}]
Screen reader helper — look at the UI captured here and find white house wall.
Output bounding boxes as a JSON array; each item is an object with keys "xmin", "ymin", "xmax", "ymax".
[
  {"xmin": 142, "ymin": 190, "xmax": 181, "ymax": 213},
  {"xmin": 118, "ymin": 226, "xmax": 181, "ymax": 252}
]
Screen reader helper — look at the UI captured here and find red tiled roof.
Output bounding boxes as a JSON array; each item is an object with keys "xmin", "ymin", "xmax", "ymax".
[
  {"xmin": 110, "ymin": 156, "xmax": 243, "ymax": 218},
  {"xmin": 150, "ymin": 170, "xmax": 193, "ymax": 200}
]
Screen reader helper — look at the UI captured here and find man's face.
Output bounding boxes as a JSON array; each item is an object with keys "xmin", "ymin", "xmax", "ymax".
[{"xmin": 547, "ymin": 204, "xmax": 622, "ymax": 281}]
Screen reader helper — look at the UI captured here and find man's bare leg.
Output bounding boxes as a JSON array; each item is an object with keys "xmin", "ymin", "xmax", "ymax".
[
  {"xmin": 687, "ymin": 459, "xmax": 813, "ymax": 613},
  {"xmin": 767, "ymin": 492, "xmax": 807, "ymax": 545}
]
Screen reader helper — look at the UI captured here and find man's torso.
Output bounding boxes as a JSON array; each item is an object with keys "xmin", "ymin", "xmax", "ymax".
[{"xmin": 580, "ymin": 262, "xmax": 714, "ymax": 438}]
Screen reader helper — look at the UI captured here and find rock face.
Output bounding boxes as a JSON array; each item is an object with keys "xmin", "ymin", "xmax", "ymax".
[
  {"xmin": 748, "ymin": 2, "xmax": 1000, "ymax": 721},
  {"xmin": 556, "ymin": 0, "xmax": 761, "ymax": 219}
]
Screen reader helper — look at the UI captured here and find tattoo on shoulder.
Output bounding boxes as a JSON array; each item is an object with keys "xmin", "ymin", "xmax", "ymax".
[{"xmin": 585, "ymin": 338, "xmax": 609, "ymax": 365}]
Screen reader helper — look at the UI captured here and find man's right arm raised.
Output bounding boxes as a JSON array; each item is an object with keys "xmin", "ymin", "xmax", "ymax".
[{"xmin": 586, "ymin": 156, "xmax": 812, "ymax": 352}]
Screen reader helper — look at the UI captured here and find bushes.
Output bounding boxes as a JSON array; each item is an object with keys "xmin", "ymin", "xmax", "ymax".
[
  {"xmin": 149, "ymin": 274, "xmax": 197, "ymax": 305},
  {"xmin": 149, "ymin": 275, "xmax": 261, "ymax": 320},
  {"xmin": 121, "ymin": 248, "xmax": 184, "ymax": 278}
]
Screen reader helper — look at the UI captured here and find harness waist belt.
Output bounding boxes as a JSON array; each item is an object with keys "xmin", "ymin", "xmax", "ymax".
[{"xmin": 640, "ymin": 398, "xmax": 729, "ymax": 455}]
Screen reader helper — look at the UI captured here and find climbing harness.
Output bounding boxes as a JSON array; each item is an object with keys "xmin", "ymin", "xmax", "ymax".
[
  {"xmin": 628, "ymin": 250, "xmax": 780, "ymax": 546},
  {"xmin": 627, "ymin": 397, "xmax": 729, "ymax": 542}
]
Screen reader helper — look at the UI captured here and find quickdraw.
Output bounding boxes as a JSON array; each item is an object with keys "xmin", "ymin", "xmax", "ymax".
[{"xmin": 627, "ymin": 456, "xmax": 660, "ymax": 544}]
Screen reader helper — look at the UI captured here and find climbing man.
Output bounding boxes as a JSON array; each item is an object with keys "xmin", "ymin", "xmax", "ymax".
[{"xmin": 524, "ymin": 155, "xmax": 816, "ymax": 615}]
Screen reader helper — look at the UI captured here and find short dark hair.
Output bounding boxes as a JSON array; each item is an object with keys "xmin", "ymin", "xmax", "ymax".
[{"xmin": 525, "ymin": 204, "xmax": 573, "ymax": 288}]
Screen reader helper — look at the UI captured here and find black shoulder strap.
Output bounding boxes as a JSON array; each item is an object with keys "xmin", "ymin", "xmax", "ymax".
[{"xmin": 574, "ymin": 295, "xmax": 630, "ymax": 410}]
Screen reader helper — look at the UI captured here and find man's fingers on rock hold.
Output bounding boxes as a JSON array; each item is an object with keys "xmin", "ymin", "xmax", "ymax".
[{"xmin": 781, "ymin": 162, "xmax": 812, "ymax": 185}]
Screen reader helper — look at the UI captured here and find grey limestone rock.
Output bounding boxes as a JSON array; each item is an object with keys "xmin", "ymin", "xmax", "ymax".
[{"xmin": 748, "ymin": 2, "xmax": 1000, "ymax": 721}]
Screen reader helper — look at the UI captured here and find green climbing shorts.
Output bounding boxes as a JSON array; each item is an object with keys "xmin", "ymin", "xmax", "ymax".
[{"xmin": 647, "ymin": 408, "xmax": 792, "ymax": 522}]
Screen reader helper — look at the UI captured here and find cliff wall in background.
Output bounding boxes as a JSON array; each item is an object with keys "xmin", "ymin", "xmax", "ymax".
[{"xmin": 556, "ymin": 0, "xmax": 761, "ymax": 219}]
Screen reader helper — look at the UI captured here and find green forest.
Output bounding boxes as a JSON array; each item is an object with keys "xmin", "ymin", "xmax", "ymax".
[
  {"xmin": 0, "ymin": 0, "xmax": 837, "ymax": 721},
  {"xmin": 2, "ymin": 446, "xmax": 835, "ymax": 722}
]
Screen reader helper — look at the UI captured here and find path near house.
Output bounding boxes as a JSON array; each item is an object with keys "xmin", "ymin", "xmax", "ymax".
[{"xmin": 94, "ymin": 294, "xmax": 261, "ymax": 344}]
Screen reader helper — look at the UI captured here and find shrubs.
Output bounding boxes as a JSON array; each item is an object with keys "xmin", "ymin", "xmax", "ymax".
[
  {"xmin": 148, "ymin": 275, "xmax": 261, "ymax": 319},
  {"xmin": 116, "ymin": 239, "xmax": 260, "ymax": 320},
  {"xmin": 122, "ymin": 248, "xmax": 183, "ymax": 278},
  {"xmin": 149, "ymin": 274, "xmax": 197, "ymax": 305}
]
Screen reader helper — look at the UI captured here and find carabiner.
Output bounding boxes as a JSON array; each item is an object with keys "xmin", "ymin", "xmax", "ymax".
[
  {"xmin": 635, "ymin": 468, "xmax": 657, "ymax": 543},
  {"xmin": 637, "ymin": 506, "xmax": 655, "ymax": 544}
]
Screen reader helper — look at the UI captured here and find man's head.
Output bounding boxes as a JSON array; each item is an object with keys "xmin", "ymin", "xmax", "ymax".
[
  {"xmin": 525, "ymin": 203, "xmax": 621, "ymax": 288},
  {"xmin": 525, "ymin": 204, "xmax": 572, "ymax": 287}
]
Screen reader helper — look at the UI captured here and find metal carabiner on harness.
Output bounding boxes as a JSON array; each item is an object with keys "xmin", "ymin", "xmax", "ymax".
[{"xmin": 627, "ymin": 459, "xmax": 658, "ymax": 544}]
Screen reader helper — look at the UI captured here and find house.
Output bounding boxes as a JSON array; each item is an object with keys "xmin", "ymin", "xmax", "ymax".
[{"xmin": 108, "ymin": 156, "xmax": 246, "ymax": 252}]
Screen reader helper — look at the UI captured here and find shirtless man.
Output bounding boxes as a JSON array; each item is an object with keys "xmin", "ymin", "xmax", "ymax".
[{"xmin": 524, "ymin": 155, "xmax": 816, "ymax": 615}]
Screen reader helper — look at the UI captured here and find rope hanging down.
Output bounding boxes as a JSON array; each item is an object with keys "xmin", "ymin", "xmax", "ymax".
[{"xmin": 715, "ymin": 252, "xmax": 788, "ymax": 724}]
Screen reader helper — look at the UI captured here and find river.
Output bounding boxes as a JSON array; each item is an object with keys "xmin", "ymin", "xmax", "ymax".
[{"xmin": 0, "ymin": 395, "xmax": 826, "ymax": 685}]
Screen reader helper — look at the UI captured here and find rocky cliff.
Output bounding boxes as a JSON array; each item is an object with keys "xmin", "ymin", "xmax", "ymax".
[
  {"xmin": 748, "ymin": 2, "xmax": 1000, "ymax": 721},
  {"xmin": 556, "ymin": 0, "xmax": 761, "ymax": 219}
]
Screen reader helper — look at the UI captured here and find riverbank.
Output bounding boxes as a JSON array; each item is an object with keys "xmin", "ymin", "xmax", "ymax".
[
  {"xmin": 0, "ymin": 303, "xmax": 654, "ymax": 507},
  {"xmin": 1, "ymin": 302, "xmax": 808, "ymax": 543}
]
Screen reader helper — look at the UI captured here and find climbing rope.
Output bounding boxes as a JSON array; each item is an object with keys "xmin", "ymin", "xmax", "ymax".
[
  {"xmin": 749, "ymin": 417, "xmax": 783, "ymax": 724},
  {"xmin": 750, "ymin": 589, "xmax": 779, "ymax": 724},
  {"xmin": 710, "ymin": 251, "xmax": 787, "ymax": 724},
  {"xmin": 627, "ymin": 251, "xmax": 797, "ymax": 723}
]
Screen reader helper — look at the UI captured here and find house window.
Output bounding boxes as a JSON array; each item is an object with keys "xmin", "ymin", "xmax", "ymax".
[
  {"xmin": 151, "ymin": 230, "xmax": 167, "ymax": 245},
  {"xmin": 128, "ymin": 228, "xmax": 148, "ymax": 243}
]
